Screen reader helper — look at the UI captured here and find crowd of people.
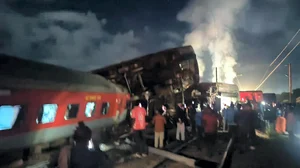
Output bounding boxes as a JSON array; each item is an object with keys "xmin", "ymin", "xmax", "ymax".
[
  {"xmin": 128, "ymin": 99, "xmax": 264, "ymax": 158},
  {"xmin": 175, "ymin": 101, "xmax": 258, "ymax": 154},
  {"xmin": 54, "ymin": 99, "xmax": 298, "ymax": 167}
]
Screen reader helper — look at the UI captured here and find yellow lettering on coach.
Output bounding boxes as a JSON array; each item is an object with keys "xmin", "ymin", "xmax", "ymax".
[{"xmin": 85, "ymin": 96, "xmax": 98, "ymax": 101}]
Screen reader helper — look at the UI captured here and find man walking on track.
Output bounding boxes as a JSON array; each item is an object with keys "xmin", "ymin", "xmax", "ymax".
[{"xmin": 131, "ymin": 101, "xmax": 148, "ymax": 158}]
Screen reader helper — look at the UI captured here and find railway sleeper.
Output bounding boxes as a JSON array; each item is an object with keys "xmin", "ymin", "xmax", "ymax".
[{"xmin": 150, "ymin": 135, "xmax": 233, "ymax": 168}]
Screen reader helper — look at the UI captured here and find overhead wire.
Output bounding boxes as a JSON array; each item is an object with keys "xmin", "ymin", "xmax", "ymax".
[
  {"xmin": 258, "ymin": 67, "xmax": 270, "ymax": 86},
  {"xmin": 255, "ymin": 40, "xmax": 300, "ymax": 90},
  {"xmin": 257, "ymin": 29, "xmax": 300, "ymax": 85},
  {"xmin": 269, "ymin": 29, "xmax": 300, "ymax": 66}
]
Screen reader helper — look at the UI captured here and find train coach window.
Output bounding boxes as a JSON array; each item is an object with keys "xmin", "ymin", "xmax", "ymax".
[
  {"xmin": 0, "ymin": 105, "xmax": 26, "ymax": 131},
  {"xmin": 65, "ymin": 104, "xmax": 79, "ymax": 120},
  {"xmin": 36, "ymin": 104, "xmax": 58, "ymax": 124},
  {"xmin": 85, "ymin": 102, "xmax": 96, "ymax": 117},
  {"xmin": 101, "ymin": 102, "xmax": 110, "ymax": 115}
]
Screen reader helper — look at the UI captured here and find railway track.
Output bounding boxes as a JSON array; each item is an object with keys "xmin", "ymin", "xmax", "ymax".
[
  {"xmin": 116, "ymin": 133, "xmax": 234, "ymax": 168},
  {"xmin": 3, "ymin": 129, "xmax": 234, "ymax": 168},
  {"xmin": 152, "ymin": 137, "xmax": 233, "ymax": 168}
]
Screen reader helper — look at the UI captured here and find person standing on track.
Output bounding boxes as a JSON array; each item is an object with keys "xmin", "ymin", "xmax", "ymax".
[
  {"xmin": 152, "ymin": 109, "xmax": 166, "ymax": 148},
  {"xmin": 188, "ymin": 104, "xmax": 197, "ymax": 136},
  {"xmin": 223, "ymin": 102, "xmax": 237, "ymax": 137},
  {"xmin": 176, "ymin": 103, "xmax": 187, "ymax": 142},
  {"xmin": 162, "ymin": 104, "xmax": 171, "ymax": 145},
  {"xmin": 195, "ymin": 104, "xmax": 203, "ymax": 149},
  {"xmin": 286, "ymin": 107, "xmax": 296, "ymax": 141},
  {"xmin": 130, "ymin": 101, "xmax": 148, "ymax": 158},
  {"xmin": 58, "ymin": 122, "xmax": 113, "ymax": 168},
  {"xmin": 202, "ymin": 105, "xmax": 219, "ymax": 157},
  {"xmin": 249, "ymin": 103, "xmax": 258, "ymax": 149},
  {"xmin": 236, "ymin": 103, "xmax": 256, "ymax": 153},
  {"xmin": 275, "ymin": 111, "xmax": 286, "ymax": 134}
]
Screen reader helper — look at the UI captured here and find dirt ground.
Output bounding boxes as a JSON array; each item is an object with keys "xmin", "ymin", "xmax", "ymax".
[
  {"xmin": 115, "ymin": 154, "xmax": 165, "ymax": 168},
  {"xmin": 231, "ymin": 134, "xmax": 300, "ymax": 168},
  {"xmin": 116, "ymin": 131, "xmax": 300, "ymax": 168}
]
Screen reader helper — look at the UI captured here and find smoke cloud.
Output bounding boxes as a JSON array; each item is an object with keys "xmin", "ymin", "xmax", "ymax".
[
  {"xmin": 0, "ymin": 3, "xmax": 141, "ymax": 71},
  {"xmin": 177, "ymin": 0, "xmax": 248, "ymax": 83}
]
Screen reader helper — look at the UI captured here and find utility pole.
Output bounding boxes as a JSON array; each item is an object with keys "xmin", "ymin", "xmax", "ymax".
[
  {"xmin": 215, "ymin": 67, "xmax": 218, "ymax": 84},
  {"xmin": 214, "ymin": 67, "xmax": 219, "ymax": 109},
  {"xmin": 215, "ymin": 67, "xmax": 219, "ymax": 97},
  {"xmin": 288, "ymin": 63, "xmax": 292, "ymax": 103}
]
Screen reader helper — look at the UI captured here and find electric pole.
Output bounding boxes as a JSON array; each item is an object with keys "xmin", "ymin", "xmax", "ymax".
[
  {"xmin": 288, "ymin": 63, "xmax": 292, "ymax": 103},
  {"xmin": 215, "ymin": 67, "xmax": 219, "ymax": 92},
  {"xmin": 215, "ymin": 67, "xmax": 218, "ymax": 84}
]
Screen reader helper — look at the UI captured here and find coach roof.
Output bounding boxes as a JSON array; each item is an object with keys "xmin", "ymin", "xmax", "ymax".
[{"xmin": 0, "ymin": 54, "xmax": 125, "ymax": 93}]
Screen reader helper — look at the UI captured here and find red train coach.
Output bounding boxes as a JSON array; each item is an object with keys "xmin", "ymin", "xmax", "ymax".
[
  {"xmin": 0, "ymin": 54, "xmax": 130, "ymax": 151},
  {"xmin": 239, "ymin": 90, "xmax": 263, "ymax": 103}
]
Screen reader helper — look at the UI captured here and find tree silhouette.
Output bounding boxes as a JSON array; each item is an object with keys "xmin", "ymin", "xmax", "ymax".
[{"xmin": 276, "ymin": 88, "xmax": 300, "ymax": 103}]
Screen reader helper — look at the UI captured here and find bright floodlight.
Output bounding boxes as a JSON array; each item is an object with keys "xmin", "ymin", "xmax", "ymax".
[{"xmin": 261, "ymin": 101, "xmax": 266, "ymax": 105}]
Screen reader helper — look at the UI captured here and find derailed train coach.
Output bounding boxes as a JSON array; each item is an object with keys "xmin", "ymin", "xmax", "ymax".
[
  {"xmin": 184, "ymin": 82, "xmax": 240, "ymax": 111},
  {"xmin": 92, "ymin": 46, "xmax": 199, "ymax": 117},
  {"xmin": 0, "ymin": 54, "xmax": 130, "ymax": 151}
]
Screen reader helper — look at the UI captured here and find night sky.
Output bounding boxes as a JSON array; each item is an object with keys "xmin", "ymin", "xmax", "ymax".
[{"xmin": 0, "ymin": 0, "xmax": 299, "ymax": 93}]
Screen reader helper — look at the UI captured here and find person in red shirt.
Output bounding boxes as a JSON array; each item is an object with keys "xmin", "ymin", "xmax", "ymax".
[
  {"xmin": 202, "ymin": 105, "xmax": 219, "ymax": 157},
  {"xmin": 130, "ymin": 101, "xmax": 148, "ymax": 158}
]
